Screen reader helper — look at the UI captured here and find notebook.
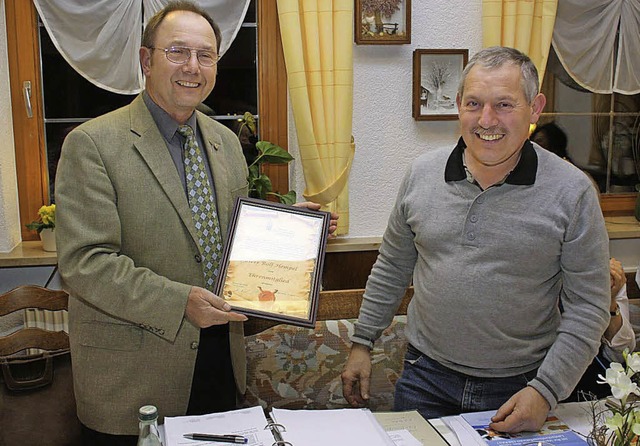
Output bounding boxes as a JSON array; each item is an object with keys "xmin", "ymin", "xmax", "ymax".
[{"xmin": 164, "ymin": 405, "xmax": 396, "ymax": 446}]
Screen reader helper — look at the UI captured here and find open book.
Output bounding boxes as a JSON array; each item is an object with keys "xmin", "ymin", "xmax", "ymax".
[{"xmin": 164, "ymin": 406, "xmax": 396, "ymax": 446}]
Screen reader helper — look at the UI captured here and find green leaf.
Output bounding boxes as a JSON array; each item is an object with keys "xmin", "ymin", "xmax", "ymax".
[
  {"xmin": 278, "ymin": 190, "xmax": 297, "ymax": 205},
  {"xmin": 252, "ymin": 174, "xmax": 272, "ymax": 200},
  {"xmin": 255, "ymin": 141, "xmax": 294, "ymax": 164},
  {"xmin": 242, "ymin": 112, "xmax": 257, "ymax": 135}
]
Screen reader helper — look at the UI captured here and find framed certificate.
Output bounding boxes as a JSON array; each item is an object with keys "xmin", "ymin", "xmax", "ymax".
[{"xmin": 215, "ymin": 197, "xmax": 331, "ymax": 328}]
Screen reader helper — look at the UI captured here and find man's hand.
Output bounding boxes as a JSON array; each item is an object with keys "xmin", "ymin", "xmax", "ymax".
[
  {"xmin": 489, "ymin": 386, "xmax": 550, "ymax": 433},
  {"xmin": 341, "ymin": 343, "xmax": 372, "ymax": 407},
  {"xmin": 293, "ymin": 201, "xmax": 339, "ymax": 237},
  {"xmin": 185, "ymin": 286, "xmax": 248, "ymax": 328},
  {"xmin": 610, "ymin": 257, "xmax": 625, "ymax": 299}
]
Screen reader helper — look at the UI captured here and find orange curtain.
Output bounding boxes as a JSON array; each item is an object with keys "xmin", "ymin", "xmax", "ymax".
[
  {"xmin": 277, "ymin": 0, "xmax": 354, "ymax": 235},
  {"xmin": 482, "ymin": 0, "xmax": 558, "ymax": 84}
]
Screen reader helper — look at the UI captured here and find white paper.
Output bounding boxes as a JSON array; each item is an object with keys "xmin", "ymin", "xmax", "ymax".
[
  {"xmin": 387, "ymin": 429, "xmax": 423, "ymax": 446},
  {"xmin": 270, "ymin": 407, "xmax": 396, "ymax": 446},
  {"xmin": 553, "ymin": 400, "xmax": 607, "ymax": 438},
  {"xmin": 163, "ymin": 406, "xmax": 274, "ymax": 446},
  {"xmin": 441, "ymin": 415, "xmax": 486, "ymax": 446}
]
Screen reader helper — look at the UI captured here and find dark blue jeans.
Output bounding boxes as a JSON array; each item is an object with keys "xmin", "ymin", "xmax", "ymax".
[{"xmin": 393, "ymin": 344, "xmax": 538, "ymax": 419}]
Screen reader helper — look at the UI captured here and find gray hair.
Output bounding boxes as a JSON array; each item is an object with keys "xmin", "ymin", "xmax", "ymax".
[{"xmin": 457, "ymin": 46, "xmax": 540, "ymax": 103}]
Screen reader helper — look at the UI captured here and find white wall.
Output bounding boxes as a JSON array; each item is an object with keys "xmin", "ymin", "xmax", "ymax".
[
  {"xmin": 289, "ymin": 0, "xmax": 482, "ymax": 238},
  {"xmin": 0, "ymin": 0, "xmax": 21, "ymax": 253}
]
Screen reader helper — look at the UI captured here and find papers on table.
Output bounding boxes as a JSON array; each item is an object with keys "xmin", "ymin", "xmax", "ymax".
[
  {"xmin": 374, "ymin": 411, "xmax": 449, "ymax": 445},
  {"xmin": 441, "ymin": 407, "xmax": 592, "ymax": 446},
  {"xmin": 164, "ymin": 406, "xmax": 274, "ymax": 446},
  {"xmin": 164, "ymin": 406, "xmax": 398, "ymax": 446}
]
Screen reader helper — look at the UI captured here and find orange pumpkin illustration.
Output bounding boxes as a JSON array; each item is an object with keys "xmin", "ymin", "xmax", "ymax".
[{"xmin": 257, "ymin": 286, "xmax": 277, "ymax": 302}]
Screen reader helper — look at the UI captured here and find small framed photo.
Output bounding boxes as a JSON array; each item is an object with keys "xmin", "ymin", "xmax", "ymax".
[
  {"xmin": 412, "ymin": 49, "xmax": 468, "ymax": 121},
  {"xmin": 355, "ymin": 0, "xmax": 411, "ymax": 45},
  {"xmin": 215, "ymin": 198, "xmax": 330, "ymax": 328}
]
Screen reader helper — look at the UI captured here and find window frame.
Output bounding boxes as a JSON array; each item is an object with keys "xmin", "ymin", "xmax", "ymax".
[
  {"xmin": 6, "ymin": 0, "xmax": 289, "ymax": 241},
  {"xmin": 539, "ymin": 63, "xmax": 639, "ymax": 217}
]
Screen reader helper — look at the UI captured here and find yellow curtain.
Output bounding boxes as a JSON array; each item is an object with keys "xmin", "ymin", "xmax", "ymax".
[
  {"xmin": 277, "ymin": 0, "xmax": 354, "ymax": 235},
  {"xmin": 482, "ymin": 0, "xmax": 558, "ymax": 84}
]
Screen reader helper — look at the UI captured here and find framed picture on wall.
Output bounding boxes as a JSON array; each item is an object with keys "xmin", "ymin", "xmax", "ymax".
[
  {"xmin": 412, "ymin": 49, "xmax": 468, "ymax": 121},
  {"xmin": 355, "ymin": 0, "xmax": 411, "ymax": 45}
]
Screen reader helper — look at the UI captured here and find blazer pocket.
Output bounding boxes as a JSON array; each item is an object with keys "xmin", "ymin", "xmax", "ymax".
[{"xmin": 78, "ymin": 321, "xmax": 143, "ymax": 351}]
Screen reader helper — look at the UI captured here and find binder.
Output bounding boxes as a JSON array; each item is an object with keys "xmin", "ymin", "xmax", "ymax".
[{"xmin": 164, "ymin": 406, "xmax": 396, "ymax": 446}]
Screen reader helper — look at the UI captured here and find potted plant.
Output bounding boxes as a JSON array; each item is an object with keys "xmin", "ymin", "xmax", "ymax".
[
  {"xmin": 26, "ymin": 204, "xmax": 56, "ymax": 251},
  {"xmin": 237, "ymin": 112, "xmax": 296, "ymax": 205}
]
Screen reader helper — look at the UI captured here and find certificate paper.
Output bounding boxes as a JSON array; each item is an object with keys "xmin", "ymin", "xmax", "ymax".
[{"xmin": 216, "ymin": 198, "xmax": 330, "ymax": 327}]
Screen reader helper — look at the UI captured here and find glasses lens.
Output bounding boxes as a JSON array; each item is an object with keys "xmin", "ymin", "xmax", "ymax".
[
  {"xmin": 197, "ymin": 52, "xmax": 217, "ymax": 67},
  {"xmin": 166, "ymin": 47, "xmax": 189, "ymax": 64}
]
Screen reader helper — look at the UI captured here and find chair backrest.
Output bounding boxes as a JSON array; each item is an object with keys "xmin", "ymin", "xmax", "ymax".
[
  {"xmin": 0, "ymin": 285, "xmax": 69, "ymax": 356},
  {"xmin": 0, "ymin": 285, "xmax": 81, "ymax": 446}
]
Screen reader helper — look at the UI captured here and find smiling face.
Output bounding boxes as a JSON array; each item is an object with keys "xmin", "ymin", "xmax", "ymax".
[
  {"xmin": 456, "ymin": 63, "xmax": 545, "ymax": 182},
  {"xmin": 140, "ymin": 10, "xmax": 217, "ymax": 124}
]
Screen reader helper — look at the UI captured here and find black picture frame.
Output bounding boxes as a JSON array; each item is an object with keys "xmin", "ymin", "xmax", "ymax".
[{"xmin": 215, "ymin": 197, "xmax": 330, "ymax": 328}]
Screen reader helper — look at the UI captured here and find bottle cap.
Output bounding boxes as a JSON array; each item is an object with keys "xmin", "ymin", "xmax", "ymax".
[{"xmin": 138, "ymin": 405, "xmax": 158, "ymax": 421}]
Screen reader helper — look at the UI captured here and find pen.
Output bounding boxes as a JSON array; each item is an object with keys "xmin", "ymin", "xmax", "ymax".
[{"xmin": 183, "ymin": 433, "xmax": 248, "ymax": 444}]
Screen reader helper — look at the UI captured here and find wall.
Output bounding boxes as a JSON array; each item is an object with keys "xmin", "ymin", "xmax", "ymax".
[
  {"xmin": 0, "ymin": 0, "xmax": 21, "ymax": 253},
  {"xmin": 289, "ymin": 0, "xmax": 482, "ymax": 237}
]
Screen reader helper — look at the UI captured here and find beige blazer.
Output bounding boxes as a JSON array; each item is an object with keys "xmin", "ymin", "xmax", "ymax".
[{"xmin": 55, "ymin": 95, "xmax": 249, "ymax": 435}]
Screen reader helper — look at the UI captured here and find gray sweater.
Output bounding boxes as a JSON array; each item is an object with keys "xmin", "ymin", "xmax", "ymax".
[{"xmin": 353, "ymin": 140, "xmax": 610, "ymax": 408}]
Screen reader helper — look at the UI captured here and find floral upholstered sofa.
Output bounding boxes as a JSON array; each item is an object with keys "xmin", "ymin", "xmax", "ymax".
[{"xmin": 240, "ymin": 288, "xmax": 413, "ymax": 411}]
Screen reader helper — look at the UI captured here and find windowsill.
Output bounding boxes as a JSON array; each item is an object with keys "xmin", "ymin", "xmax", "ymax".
[
  {"xmin": 2, "ymin": 221, "xmax": 638, "ymax": 268},
  {"xmin": 0, "ymin": 237, "xmax": 384, "ymax": 268},
  {"xmin": 605, "ymin": 215, "xmax": 640, "ymax": 239},
  {"xmin": 0, "ymin": 241, "xmax": 58, "ymax": 267}
]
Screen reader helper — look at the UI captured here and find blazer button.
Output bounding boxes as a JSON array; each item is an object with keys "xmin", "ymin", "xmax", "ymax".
[
  {"xmin": 195, "ymin": 254, "xmax": 202, "ymax": 263},
  {"xmin": 190, "ymin": 341, "xmax": 199, "ymax": 349}
]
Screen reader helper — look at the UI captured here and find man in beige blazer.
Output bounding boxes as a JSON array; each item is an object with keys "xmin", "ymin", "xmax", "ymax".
[{"xmin": 55, "ymin": 3, "xmax": 340, "ymax": 444}]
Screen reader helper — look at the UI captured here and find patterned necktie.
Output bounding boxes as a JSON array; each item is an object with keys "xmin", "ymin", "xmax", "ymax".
[{"xmin": 177, "ymin": 124, "xmax": 222, "ymax": 290}]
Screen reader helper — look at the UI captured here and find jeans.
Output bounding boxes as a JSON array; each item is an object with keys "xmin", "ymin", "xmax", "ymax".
[{"xmin": 393, "ymin": 344, "xmax": 538, "ymax": 419}]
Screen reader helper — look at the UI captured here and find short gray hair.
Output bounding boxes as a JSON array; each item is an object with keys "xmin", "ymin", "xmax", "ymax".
[{"xmin": 457, "ymin": 46, "xmax": 540, "ymax": 103}]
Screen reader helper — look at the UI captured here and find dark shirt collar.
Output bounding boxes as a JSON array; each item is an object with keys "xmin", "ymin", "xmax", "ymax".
[
  {"xmin": 444, "ymin": 137, "xmax": 537, "ymax": 185},
  {"xmin": 142, "ymin": 91, "xmax": 198, "ymax": 141}
]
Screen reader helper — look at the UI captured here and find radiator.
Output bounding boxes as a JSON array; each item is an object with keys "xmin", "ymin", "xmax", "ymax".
[{"xmin": 23, "ymin": 309, "xmax": 69, "ymax": 355}]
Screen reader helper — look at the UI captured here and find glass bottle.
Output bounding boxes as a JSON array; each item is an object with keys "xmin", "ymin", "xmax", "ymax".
[{"xmin": 137, "ymin": 405, "xmax": 163, "ymax": 446}]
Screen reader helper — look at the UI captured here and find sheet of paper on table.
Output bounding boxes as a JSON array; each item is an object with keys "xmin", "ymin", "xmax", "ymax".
[{"xmin": 374, "ymin": 410, "xmax": 450, "ymax": 445}]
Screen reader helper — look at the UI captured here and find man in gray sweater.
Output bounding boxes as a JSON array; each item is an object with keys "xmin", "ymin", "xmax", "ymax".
[{"xmin": 341, "ymin": 46, "xmax": 610, "ymax": 433}]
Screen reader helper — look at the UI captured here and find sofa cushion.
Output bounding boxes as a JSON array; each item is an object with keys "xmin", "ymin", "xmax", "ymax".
[{"xmin": 242, "ymin": 316, "xmax": 407, "ymax": 411}]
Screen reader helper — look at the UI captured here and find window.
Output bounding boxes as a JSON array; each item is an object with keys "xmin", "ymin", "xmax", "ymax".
[
  {"xmin": 540, "ymin": 48, "xmax": 640, "ymax": 215},
  {"xmin": 7, "ymin": 0, "xmax": 288, "ymax": 240},
  {"xmin": 39, "ymin": 2, "xmax": 258, "ymax": 201}
]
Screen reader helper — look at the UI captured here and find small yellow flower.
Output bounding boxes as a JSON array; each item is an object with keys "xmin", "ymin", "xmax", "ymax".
[{"xmin": 26, "ymin": 204, "xmax": 56, "ymax": 233}]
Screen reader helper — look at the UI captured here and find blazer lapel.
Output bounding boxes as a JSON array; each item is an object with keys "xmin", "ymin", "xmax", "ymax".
[{"xmin": 128, "ymin": 96, "xmax": 199, "ymax": 244}]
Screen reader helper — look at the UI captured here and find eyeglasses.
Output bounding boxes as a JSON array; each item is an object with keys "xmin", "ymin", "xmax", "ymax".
[{"xmin": 151, "ymin": 46, "xmax": 219, "ymax": 67}]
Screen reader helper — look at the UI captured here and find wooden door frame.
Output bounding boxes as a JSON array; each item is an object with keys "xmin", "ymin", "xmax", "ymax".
[{"xmin": 6, "ymin": 0, "xmax": 47, "ymax": 241}]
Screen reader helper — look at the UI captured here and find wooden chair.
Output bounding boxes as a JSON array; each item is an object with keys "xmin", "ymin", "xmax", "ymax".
[{"xmin": 0, "ymin": 285, "xmax": 81, "ymax": 446}]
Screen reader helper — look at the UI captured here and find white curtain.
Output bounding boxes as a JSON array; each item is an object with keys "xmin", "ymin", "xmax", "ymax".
[
  {"xmin": 33, "ymin": 0, "xmax": 251, "ymax": 94},
  {"xmin": 552, "ymin": 0, "xmax": 640, "ymax": 94}
]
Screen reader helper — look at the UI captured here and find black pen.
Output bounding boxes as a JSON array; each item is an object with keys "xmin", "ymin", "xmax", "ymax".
[{"xmin": 183, "ymin": 433, "xmax": 248, "ymax": 444}]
